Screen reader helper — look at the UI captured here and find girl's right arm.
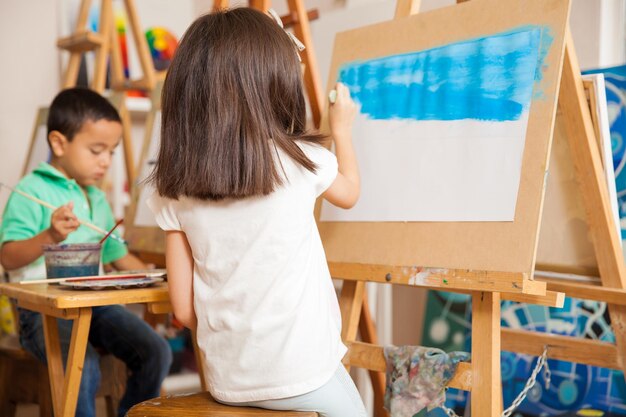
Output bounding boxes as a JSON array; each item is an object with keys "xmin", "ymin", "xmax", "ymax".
[
  {"xmin": 322, "ymin": 83, "xmax": 360, "ymax": 209},
  {"xmin": 165, "ymin": 230, "xmax": 197, "ymax": 331}
]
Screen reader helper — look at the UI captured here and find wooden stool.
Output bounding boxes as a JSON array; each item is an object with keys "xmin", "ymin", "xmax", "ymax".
[
  {"xmin": 126, "ymin": 391, "xmax": 317, "ymax": 417},
  {"xmin": 0, "ymin": 302, "xmax": 127, "ymax": 417}
]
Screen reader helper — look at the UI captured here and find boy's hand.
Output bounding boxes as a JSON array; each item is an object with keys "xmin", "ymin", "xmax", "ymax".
[
  {"xmin": 48, "ymin": 202, "xmax": 79, "ymax": 243},
  {"xmin": 329, "ymin": 82, "xmax": 357, "ymax": 143}
]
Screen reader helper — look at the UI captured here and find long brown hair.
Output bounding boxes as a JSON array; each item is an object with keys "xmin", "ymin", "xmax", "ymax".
[{"xmin": 153, "ymin": 7, "xmax": 325, "ymax": 200}]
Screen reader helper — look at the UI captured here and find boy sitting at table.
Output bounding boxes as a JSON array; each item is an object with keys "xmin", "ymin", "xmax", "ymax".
[{"xmin": 0, "ymin": 88, "xmax": 172, "ymax": 417}]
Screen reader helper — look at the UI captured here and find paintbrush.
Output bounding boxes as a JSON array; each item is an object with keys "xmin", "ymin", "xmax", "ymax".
[
  {"xmin": 0, "ymin": 182, "xmax": 126, "ymax": 245},
  {"xmin": 99, "ymin": 219, "xmax": 124, "ymax": 244},
  {"xmin": 20, "ymin": 271, "xmax": 166, "ymax": 285}
]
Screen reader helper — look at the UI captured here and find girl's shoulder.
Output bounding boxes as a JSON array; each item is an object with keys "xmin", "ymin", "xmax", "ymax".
[
  {"xmin": 295, "ymin": 140, "xmax": 336, "ymax": 167},
  {"xmin": 145, "ymin": 190, "xmax": 184, "ymax": 231}
]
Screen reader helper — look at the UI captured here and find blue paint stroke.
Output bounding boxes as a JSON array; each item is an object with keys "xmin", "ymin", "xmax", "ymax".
[{"xmin": 338, "ymin": 25, "xmax": 553, "ymax": 122}]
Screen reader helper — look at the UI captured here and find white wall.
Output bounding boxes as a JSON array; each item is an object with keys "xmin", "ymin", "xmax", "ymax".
[
  {"xmin": 0, "ymin": 1, "xmax": 61, "ymax": 211},
  {"xmin": 570, "ymin": 0, "xmax": 626, "ymax": 70}
]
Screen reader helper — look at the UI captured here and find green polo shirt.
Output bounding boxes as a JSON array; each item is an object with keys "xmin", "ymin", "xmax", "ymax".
[{"xmin": 0, "ymin": 162, "xmax": 127, "ymax": 281}]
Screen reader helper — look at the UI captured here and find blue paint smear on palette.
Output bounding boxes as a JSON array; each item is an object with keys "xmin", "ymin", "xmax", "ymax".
[{"xmin": 338, "ymin": 25, "xmax": 553, "ymax": 122}]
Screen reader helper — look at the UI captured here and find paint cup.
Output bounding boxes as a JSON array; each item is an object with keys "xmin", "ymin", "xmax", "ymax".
[{"xmin": 42, "ymin": 243, "xmax": 102, "ymax": 279}]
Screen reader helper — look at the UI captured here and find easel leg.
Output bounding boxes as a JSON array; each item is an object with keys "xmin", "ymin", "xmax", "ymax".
[
  {"xmin": 286, "ymin": 0, "xmax": 324, "ymax": 128},
  {"xmin": 471, "ymin": 292, "xmax": 502, "ymax": 417},
  {"xmin": 91, "ymin": 0, "xmax": 112, "ymax": 92},
  {"xmin": 340, "ymin": 281, "xmax": 365, "ymax": 344},
  {"xmin": 62, "ymin": 0, "xmax": 94, "ymax": 88},
  {"xmin": 358, "ymin": 291, "xmax": 388, "ymax": 417}
]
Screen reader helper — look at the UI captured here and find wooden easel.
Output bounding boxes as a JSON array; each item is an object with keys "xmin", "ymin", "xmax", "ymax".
[
  {"xmin": 330, "ymin": 0, "xmax": 626, "ymax": 416},
  {"xmin": 57, "ymin": 0, "xmax": 156, "ymax": 93},
  {"xmin": 501, "ymin": 31, "xmax": 626, "ymax": 382},
  {"xmin": 316, "ymin": 0, "xmax": 596, "ymax": 416},
  {"xmin": 54, "ymin": 0, "xmax": 159, "ymax": 186}
]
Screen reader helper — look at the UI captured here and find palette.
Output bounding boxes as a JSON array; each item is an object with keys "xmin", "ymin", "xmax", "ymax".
[{"xmin": 59, "ymin": 276, "xmax": 164, "ymax": 290}]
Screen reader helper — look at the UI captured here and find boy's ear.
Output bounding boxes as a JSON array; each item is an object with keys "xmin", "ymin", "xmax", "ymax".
[{"xmin": 48, "ymin": 131, "xmax": 68, "ymax": 157}]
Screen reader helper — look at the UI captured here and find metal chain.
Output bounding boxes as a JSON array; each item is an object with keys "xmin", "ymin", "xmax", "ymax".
[{"xmin": 439, "ymin": 346, "xmax": 549, "ymax": 417}]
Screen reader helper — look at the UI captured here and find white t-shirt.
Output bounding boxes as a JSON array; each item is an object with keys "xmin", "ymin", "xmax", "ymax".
[{"xmin": 147, "ymin": 141, "xmax": 345, "ymax": 402}]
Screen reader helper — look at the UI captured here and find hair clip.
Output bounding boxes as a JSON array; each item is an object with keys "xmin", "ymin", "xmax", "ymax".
[{"xmin": 267, "ymin": 8, "xmax": 305, "ymax": 61}]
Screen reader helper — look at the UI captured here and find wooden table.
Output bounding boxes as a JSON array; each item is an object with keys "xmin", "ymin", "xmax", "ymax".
[{"xmin": 0, "ymin": 282, "xmax": 171, "ymax": 417}]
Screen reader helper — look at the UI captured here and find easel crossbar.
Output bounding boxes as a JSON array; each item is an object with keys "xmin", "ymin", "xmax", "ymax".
[
  {"xmin": 329, "ymin": 262, "xmax": 545, "ymax": 295},
  {"xmin": 540, "ymin": 278, "xmax": 626, "ymax": 305},
  {"xmin": 502, "ymin": 328, "xmax": 620, "ymax": 370},
  {"xmin": 343, "ymin": 341, "xmax": 473, "ymax": 392}
]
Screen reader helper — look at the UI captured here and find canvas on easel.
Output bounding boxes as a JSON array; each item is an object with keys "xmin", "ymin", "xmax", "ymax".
[{"xmin": 319, "ymin": 0, "xmax": 570, "ymax": 294}]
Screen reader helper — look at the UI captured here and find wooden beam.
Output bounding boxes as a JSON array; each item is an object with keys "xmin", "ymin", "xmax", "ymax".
[
  {"xmin": 17, "ymin": 300, "xmax": 79, "ymax": 320},
  {"xmin": 394, "ymin": 0, "xmax": 421, "ymax": 18},
  {"xmin": 339, "ymin": 281, "xmax": 365, "ymax": 344},
  {"xmin": 62, "ymin": 0, "xmax": 94, "ymax": 88},
  {"xmin": 471, "ymin": 292, "xmax": 502, "ymax": 417},
  {"xmin": 329, "ymin": 262, "xmax": 543, "ymax": 295},
  {"xmin": 559, "ymin": 29, "xmax": 626, "ymax": 373},
  {"xmin": 502, "ymin": 328, "xmax": 620, "ymax": 370},
  {"xmin": 57, "ymin": 31, "xmax": 103, "ymax": 53},
  {"xmin": 123, "ymin": 0, "xmax": 156, "ymax": 90},
  {"xmin": 540, "ymin": 278, "xmax": 626, "ymax": 305},
  {"xmin": 147, "ymin": 302, "xmax": 172, "ymax": 315},
  {"xmin": 343, "ymin": 341, "xmax": 472, "ymax": 391},
  {"xmin": 358, "ymin": 292, "xmax": 387, "ymax": 417},
  {"xmin": 287, "ymin": 0, "xmax": 324, "ymax": 127},
  {"xmin": 91, "ymin": 0, "xmax": 112, "ymax": 92},
  {"xmin": 281, "ymin": 9, "xmax": 319, "ymax": 28}
]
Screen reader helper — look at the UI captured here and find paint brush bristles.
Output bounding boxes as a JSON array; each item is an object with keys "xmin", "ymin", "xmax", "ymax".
[{"xmin": 0, "ymin": 182, "xmax": 127, "ymax": 245}]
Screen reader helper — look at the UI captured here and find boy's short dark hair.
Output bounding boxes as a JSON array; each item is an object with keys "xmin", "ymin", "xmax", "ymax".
[{"xmin": 47, "ymin": 87, "xmax": 121, "ymax": 140}]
